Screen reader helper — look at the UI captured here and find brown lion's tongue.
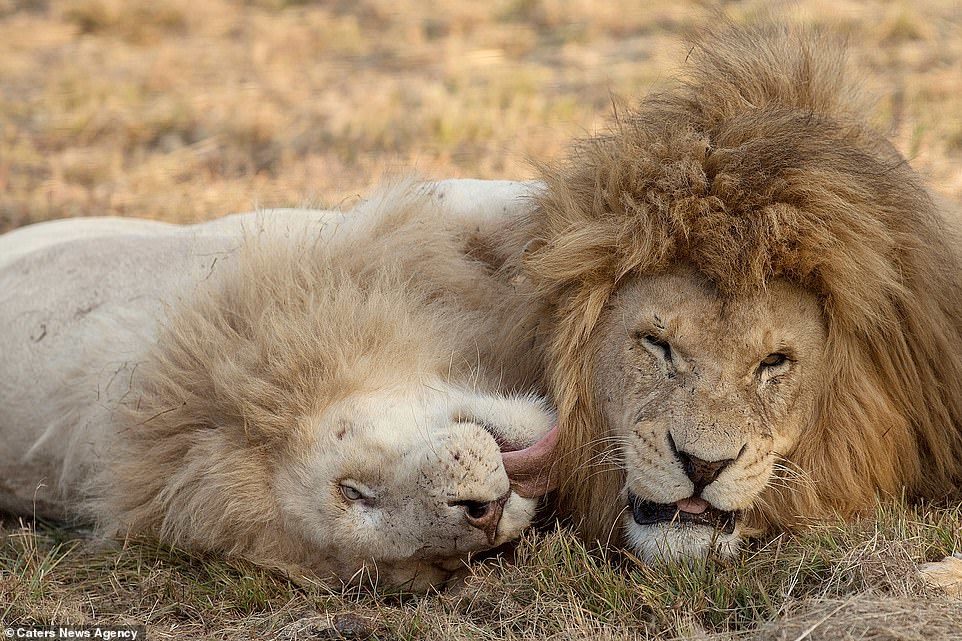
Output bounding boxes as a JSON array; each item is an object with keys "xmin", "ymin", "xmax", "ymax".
[
  {"xmin": 676, "ymin": 497, "xmax": 710, "ymax": 514},
  {"xmin": 501, "ymin": 425, "xmax": 559, "ymax": 499}
]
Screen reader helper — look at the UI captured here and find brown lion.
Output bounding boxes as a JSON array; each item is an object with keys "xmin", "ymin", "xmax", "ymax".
[{"xmin": 497, "ymin": 24, "xmax": 962, "ymax": 559}]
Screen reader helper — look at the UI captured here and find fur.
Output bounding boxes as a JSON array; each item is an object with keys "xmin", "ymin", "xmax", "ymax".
[
  {"xmin": 85, "ymin": 191, "xmax": 554, "ymax": 587},
  {"xmin": 510, "ymin": 24, "xmax": 962, "ymax": 541},
  {"xmin": 0, "ymin": 183, "xmax": 555, "ymax": 590}
]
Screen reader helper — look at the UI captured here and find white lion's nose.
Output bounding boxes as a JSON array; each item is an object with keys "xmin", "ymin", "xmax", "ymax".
[{"xmin": 451, "ymin": 492, "xmax": 509, "ymax": 545}]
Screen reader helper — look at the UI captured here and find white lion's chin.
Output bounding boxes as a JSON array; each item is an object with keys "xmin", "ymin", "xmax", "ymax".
[
  {"xmin": 494, "ymin": 494, "xmax": 539, "ymax": 546},
  {"xmin": 622, "ymin": 517, "xmax": 742, "ymax": 561}
]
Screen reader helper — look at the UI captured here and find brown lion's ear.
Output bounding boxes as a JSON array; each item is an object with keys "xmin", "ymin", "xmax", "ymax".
[{"xmin": 521, "ymin": 237, "xmax": 546, "ymax": 258}]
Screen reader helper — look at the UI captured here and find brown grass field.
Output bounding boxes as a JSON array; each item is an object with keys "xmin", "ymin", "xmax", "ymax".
[{"xmin": 2, "ymin": 1, "xmax": 962, "ymax": 639}]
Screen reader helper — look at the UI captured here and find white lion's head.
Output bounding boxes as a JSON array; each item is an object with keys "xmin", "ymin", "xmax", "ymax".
[
  {"xmin": 92, "ymin": 223, "xmax": 558, "ymax": 591},
  {"xmin": 276, "ymin": 383, "xmax": 555, "ymax": 590}
]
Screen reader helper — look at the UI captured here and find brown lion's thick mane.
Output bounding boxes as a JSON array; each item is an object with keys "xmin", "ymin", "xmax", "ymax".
[{"xmin": 522, "ymin": 24, "xmax": 962, "ymax": 539}]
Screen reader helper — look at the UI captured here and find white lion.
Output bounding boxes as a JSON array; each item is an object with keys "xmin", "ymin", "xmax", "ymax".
[{"xmin": 0, "ymin": 180, "xmax": 556, "ymax": 591}]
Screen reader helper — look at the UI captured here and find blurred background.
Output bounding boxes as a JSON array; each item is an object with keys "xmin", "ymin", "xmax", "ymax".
[{"xmin": 1, "ymin": 0, "xmax": 960, "ymax": 233}]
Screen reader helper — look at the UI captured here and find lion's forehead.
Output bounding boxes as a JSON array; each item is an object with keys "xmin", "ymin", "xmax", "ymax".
[{"xmin": 595, "ymin": 270, "xmax": 829, "ymax": 454}]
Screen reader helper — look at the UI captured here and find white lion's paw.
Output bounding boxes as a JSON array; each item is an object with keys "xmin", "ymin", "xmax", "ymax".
[{"xmin": 919, "ymin": 553, "xmax": 962, "ymax": 597}]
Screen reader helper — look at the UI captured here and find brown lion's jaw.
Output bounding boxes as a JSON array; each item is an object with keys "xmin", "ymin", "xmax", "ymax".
[
  {"xmin": 624, "ymin": 492, "xmax": 742, "ymax": 560},
  {"xmin": 628, "ymin": 493, "xmax": 739, "ymax": 534}
]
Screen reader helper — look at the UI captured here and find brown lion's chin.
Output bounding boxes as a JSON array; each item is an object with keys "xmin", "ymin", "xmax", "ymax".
[{"xmin": 628, "ymin": 492, "xmax": 738, "ymax": 535}]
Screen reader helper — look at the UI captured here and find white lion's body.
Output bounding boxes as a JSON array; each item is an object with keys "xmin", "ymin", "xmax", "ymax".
[
  {"xmin": 0, "ymin": 179, "xmax": 554, "ymax": 590},
  {"xmin": 0, "ymin": 208, "xmax": 342, "ymax": 518}
]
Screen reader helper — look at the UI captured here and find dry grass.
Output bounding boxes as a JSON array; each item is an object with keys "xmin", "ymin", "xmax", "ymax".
[
  {"xmin": 3, "ymin": 0, "xmax": 962, "ymax": 638},
  {"xmin": 1, "ymin": 0, "xmax": 961, "ymax": 233},
  {"xmin": 4, "ymin": 501, "xmax": 962, "ymax": 639}
]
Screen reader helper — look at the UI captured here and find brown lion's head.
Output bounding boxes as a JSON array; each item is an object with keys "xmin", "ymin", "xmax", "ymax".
[{"xmin": 521, "ymin": 24, "xmax": 962, "ymax": 558}]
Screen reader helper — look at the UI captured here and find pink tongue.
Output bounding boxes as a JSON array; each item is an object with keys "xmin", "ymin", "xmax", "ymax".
[
  {"xmin": 676, "ymin": 497, "xmax": 710, "ymax": 514},
  {"xmin": 501, "ymin": 424, "xmax": 559, "ymax": 499}
]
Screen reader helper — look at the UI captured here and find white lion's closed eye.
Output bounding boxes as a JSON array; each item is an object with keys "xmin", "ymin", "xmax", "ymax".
[{"xmin": 339, "ymin": 480, "xmax": 374, "ymax": 504}]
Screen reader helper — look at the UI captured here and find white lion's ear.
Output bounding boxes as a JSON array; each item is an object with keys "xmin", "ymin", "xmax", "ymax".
[
  {"xmin": 521, "ymin": 238, "xmax": 546, "ymax": 257},
  {"xmin": 510, "ymin": 238, "xmax": 547, "ymax": 287}
]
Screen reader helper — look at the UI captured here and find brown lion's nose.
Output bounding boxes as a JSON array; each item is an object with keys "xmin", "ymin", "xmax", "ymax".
[
  {"xmin": 455, "ymin": 494, "xmax": 509, "ymax": 545},
  {"xmin": 679, "ymin": 452, "xmax": 732, "ymax": 493},
  {"xmin": 668, "ymin": 434, "xmax": 735, "ymax": 494}
]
